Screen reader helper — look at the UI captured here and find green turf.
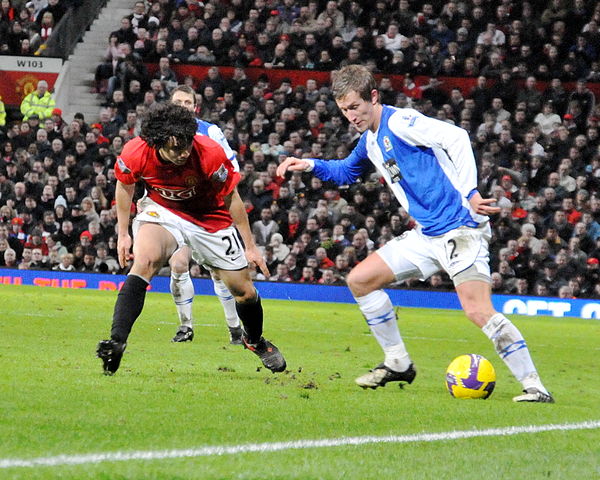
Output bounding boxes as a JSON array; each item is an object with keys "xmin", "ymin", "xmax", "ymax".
[{"xmin": 1, "ymin": 285, "xmax": 599, "ymax": 479}]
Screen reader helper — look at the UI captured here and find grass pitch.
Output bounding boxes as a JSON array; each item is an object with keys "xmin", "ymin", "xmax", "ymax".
[{"xmin": 0, "ymin": 284, "xmax": 599, "ymax": 479}]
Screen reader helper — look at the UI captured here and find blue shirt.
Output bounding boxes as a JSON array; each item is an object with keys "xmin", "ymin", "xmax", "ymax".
[
  {"xmin": 310, "ymin": 105, "xmax": 486, "ymax": 237},
  {"xmin": 196, "ymin": 119, "xmax": 238, "ymax": 171}
]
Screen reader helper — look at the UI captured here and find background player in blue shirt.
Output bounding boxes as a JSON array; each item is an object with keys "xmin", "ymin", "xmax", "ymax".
[
  {"xmin": 277, "ymin": 65, "xmax": 553, "ymax": 403},
  {"xmin": 168, "ymin": 85, "xmax": 243, "ymax": 345}
]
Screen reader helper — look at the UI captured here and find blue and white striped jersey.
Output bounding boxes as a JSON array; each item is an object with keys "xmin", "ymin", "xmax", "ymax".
[
  {"xmin": 309, "ymin": 105, "xmax": 488, "ymax": 237},
  {"xmin": 196, "ymin": 119, "xmax": 238, "ymax": 172}
]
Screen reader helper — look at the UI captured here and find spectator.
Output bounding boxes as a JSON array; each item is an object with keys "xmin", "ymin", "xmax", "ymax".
[
  {"xmin": 20, "ymin": 80, "xmax": 55, "ymax": 121},
  {"xmin": 110, "ymin": 16, "xmax": 136, "ymax": 46},
  {"xmin": 0, "ymin": 95, "xmax": 6, "ymax": 128},
  {"xmin": 315, "ymin": 246, "xmax": 334, "ymax": 269},
  {"xmin": 517, "ymin": 76, "xmax": 543, "ymax": 120},
  {"xmin": 568, "ymin": 79, "xmax": 596, "ymax": 120},
  {"xmin": 299, "ymin": 264, "xmax": 316, "ymax": 283},
  {"xmin": 252, "ymin": 207, "xmax": 278, "ymax": 247},
  {"xmin": 38, "ymin": 10, "xmax": 53, "ymax": 41},
  {"xmin": 152, "ymin": 57, "xmax": 177, "ymax": 95},
  {"xmin": 283, "ymin": 252, "xmax": 301, "ymax": 281},
  {"xmin": 187, "ymin": 45, "xmax": 216, "ymax": 65},
  {"xmin": 316, "ymin": 1, "xmax": 344, "ymax": 34},
  {"xmin": 270, "ymin": 262, "xmax": 292, "ymax": 282},
  {"xmin": 534, "ymin": 102, "xmax": 562, "ymax": 137},
  {"xmin": 95, "ymin": 242, "xmax": 119, "ymax": 273},
  {"xmin": 50, "ymin": 250, "xmax": 72, "ymax": 270},
  {"xmin": 2, "ymin": 246, "xmax": 17, "ymax": 268},
  {"xmin": 207, "ymin": 27, "xmax": 230, "ymax": 64},
  {"xmin": 79, "ymin": 247, "xmax": 97, "ymax": 272},
  {"xmin": 248, "ymin": 178, "xmax": 273, "ymax": 212},
  {"xmin": 36, "ymin": 0, "xmax": 64, "ymax": 26},
  {"xmin": 127, "ymin": 1, "xmax": 149, "ymax": 33},
  {"xmin": 268, "ymin": 232, "xmax": 290, "ymax": 262}
]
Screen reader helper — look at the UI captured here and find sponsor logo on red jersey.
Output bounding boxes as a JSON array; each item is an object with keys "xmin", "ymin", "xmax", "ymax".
[
  {"xmin": 151, "ymin": 185, "xmax": 198, "ymax": 201},
  {"xmin": 149, "ymin": 176, "xmax": 200, "ymax": 201}
]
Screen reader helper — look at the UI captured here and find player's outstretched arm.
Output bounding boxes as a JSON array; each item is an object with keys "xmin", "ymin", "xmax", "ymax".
[
  {"xmin": 224, "ymin": 188, "xmax": 270, "ymax": 277},
  {"xmin": 115, "ymin": 181, "xmax": 136, "ymax": 268},
  {"xmin": 276, "ymin": 157, "xmax": 311, "ymax": 178}
]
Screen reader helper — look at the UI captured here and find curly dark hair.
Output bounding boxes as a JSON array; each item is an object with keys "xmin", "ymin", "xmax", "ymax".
[{"xmin": 140, "ymin": 103, "xmax": 197, "ymax": 150}]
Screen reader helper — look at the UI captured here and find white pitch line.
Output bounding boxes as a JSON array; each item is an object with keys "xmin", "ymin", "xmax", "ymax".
[{"xmin": 1, "ymin": 420, "xmax": 598, "ymax": 469}]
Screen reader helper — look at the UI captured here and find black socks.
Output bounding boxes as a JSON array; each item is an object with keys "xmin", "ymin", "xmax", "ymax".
[
  {"xmin": 235, "ymin": 294, "xmax": 263, "ymax": 344},
  {"xmin": 110, "ymin": 274, "xmax": 149, "ymax": 343}
]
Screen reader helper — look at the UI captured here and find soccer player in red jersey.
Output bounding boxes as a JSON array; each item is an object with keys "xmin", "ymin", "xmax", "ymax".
[{"xmin": 97, "ymin": 103, "xmax": 286, "ymax": 375}]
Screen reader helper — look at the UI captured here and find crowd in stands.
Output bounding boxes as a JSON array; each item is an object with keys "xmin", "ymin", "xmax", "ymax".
[
  {"xmin": 0, "ymin": 0, "xmax": 74, "ymax": 55},
  {"xmin": 2, "ymin": 0, "xmax": 600, "ymax": 300}
]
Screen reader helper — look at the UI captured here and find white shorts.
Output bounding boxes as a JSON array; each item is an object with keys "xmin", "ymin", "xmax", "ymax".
[
  {"xmin": 377, "ymin": 223, "xmax": 492, "ymax": 286},
  {"xmin": 133, "ymin": 198, "xmax": 248, "ymax": 271}
]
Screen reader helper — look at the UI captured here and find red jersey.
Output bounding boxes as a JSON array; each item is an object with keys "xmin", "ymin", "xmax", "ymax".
[{"xmin": 115, "ymin": 135, "xmax": 240, "ymax": 232}]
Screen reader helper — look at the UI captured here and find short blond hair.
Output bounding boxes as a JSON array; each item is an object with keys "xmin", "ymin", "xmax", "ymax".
[{"xmin": 331, "ymin": 65, "xmax": 377, "ymax": 101}]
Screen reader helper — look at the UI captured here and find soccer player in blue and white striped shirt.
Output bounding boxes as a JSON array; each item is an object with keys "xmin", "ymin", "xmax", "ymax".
[{"xmin": 277, "ymin": 65, "xmax": 553, "ymax": 403}]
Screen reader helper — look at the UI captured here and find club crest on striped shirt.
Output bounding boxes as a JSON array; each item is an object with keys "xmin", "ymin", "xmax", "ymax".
[{"xmin": 383, "ymin": 136, "xmax": 393, "ymax": 152}]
